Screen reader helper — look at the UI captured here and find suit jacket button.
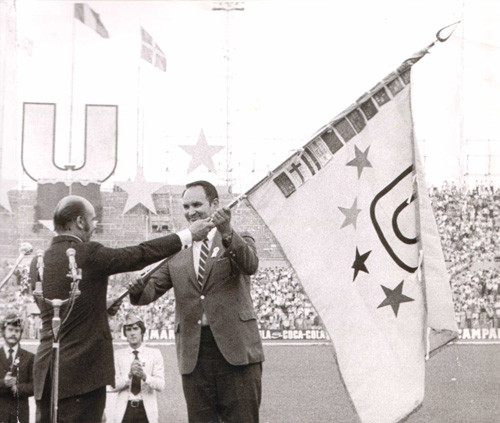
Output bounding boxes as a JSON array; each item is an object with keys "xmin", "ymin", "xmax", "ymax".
[
  {"xmin": 200, "ymin": 295, "xmax": 205, "ymax": 300},
  {"xmin": 197, "ymin": 320, "xmax": 202, "ymax": 325}
]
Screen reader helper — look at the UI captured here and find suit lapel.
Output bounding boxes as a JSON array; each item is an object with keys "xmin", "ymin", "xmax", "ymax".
[
  {"xmin": 0, "ymin": 347, "xmax": 9, "ymax": 372},
  {"xmin": 184, "ymin": 246, "xmax": 199, "ymax": 290},
  {"xmin": 16, "ymin": 348, "xmax": 24, "ymax": 366}
]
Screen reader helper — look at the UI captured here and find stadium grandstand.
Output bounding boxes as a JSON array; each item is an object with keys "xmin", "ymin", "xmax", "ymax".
[{"xmin": 2, "ymin": 174, "xmax": 500, "ymax": 340}]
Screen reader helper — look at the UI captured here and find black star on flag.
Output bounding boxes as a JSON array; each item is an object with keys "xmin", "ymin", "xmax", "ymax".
[
  {"xmin": 243, "ymin": 40, "xmax": 460, "ymax": 423},
  {"xmin": 377, "ymin": 281, "xmax": 414, "ymax": 317},
  {"xmin": 352, "ymin": 247, "xmax": 371, "ymax": 281}
]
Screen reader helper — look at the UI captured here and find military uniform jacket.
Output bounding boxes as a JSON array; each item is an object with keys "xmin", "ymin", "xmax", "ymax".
[
  {"xmin": 29, "ymin": 233, "xmax": 184, "ymax": 400},
  {"xmin": 0, "ymin": 346, "xmax": 34, "ymax": 423},
  {"xmin": 131, "ymin": 231, "xmax": 265, "ymax": 375}
]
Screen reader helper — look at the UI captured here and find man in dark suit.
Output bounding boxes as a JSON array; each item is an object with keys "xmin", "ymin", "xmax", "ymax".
[
  {"xmin": 0, "ymin": 313, "xmax": 34, "ymax": 423},
  {"xmin": 130, "ymin": 181, "xmax": 264, "ymax": 423},
  {"xmin": 29, "ymin": 195, "xmax": 213, "ymax": 423}
]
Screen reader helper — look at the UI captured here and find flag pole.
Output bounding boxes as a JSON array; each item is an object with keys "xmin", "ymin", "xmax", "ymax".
[
  {"xmin": 136, "ymin": 27, "xmax": 142, "ymax": 171},
  {"xmin": 68, "ymin": 6, "xmax": 77, "ymax": 169},
  {"xmin": 67, "ymin": 6, "xmax": 79, "ymax": 195},
  {"xmin": 224, "ymin": 21, "xmax": 461, "ymax": 211}
]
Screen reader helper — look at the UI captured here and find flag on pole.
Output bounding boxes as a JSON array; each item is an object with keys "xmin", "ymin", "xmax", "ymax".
[
  {"xmin": 140, "ymin": 27, "xmax": 167, "ymax": 72},
  {"xmin": 74, "ymin": 3, "xmax": 109, "ymax": 38},
  {"xmin": 245, "ymin": 45, "xmax": 458, "ymax": 423}
]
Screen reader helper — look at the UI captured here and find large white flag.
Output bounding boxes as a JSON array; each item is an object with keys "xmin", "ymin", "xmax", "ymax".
[{"xmin": 246, "ymin": 46, "xmax": 458, "ymax": 423}]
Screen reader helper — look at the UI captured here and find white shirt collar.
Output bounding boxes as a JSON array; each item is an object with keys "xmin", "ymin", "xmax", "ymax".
[
  {"xmin": 128, "ymin": 343, "xmax": 145, "ymax": 355},
  {"xmin": 3, "ymin": 343, "xmax": 19, "ymax": 358}
]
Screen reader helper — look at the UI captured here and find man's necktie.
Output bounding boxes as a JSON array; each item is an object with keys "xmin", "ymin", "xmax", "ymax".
[
  {"xmin": 197, "ymin": 239, "xmax": 210, "ymax": 288},
  {"xmin": 7, "ymin": 349, "xmax": 13, "ymax": 369},
  {"xmin": 131, "ymin": 350, "xmax": 141, "ymax": 395}
]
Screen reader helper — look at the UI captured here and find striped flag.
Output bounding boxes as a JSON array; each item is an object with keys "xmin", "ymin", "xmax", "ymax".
[
  {"xmin": 141, "ymin": 27, "xmax": 166, "ymax": 72},
  {"xmin": 245, "ymin": 45, "xmax": 458, "ymax": 423},
  {"xmin": 74, "ymin": 3, "xmax": 109, "ymax": 38}
]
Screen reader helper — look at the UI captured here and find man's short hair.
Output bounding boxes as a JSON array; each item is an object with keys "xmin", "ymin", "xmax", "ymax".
[
  {"xmin": 184, "ymin": 180, "xmax": 219, "ymax": 204},
  {"xmin": 53, "ymin": 196, "xmax": 88, "ymax": 232},
  {"xmin": 122, "ymin": 315, "xmax": 146, "ymax": 337},
  {"xmin": 1, "ymin": 313, "xmax": 23, "ymax": 333}
]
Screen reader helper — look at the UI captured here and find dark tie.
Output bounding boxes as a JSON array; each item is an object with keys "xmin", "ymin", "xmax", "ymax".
[
  {"xmin": 7, "ymin": 348, "xmax": 13, "ymax": 369},
  {"xmin": 131, "ymin": 350, "xmax": 141, "ymax": 395},
  {"xmin": 197, "ymin": 239, "xmax": 210, "ymax": 288}
]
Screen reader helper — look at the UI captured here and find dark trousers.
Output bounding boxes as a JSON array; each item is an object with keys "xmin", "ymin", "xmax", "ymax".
[
  {"xmin": 36, "ymin": 374, "xmax": 106, "ymax": 423},
  {"xmin": 121, "ymin": 400, "xmax": 149, "ymax": 423},
  {"xmin": 182, "ymin": 326, "xmax": 262, "ymax": 423},
  {"xmin": 0, "ymin": 398, "xmax": 29, "ymax": 423}
]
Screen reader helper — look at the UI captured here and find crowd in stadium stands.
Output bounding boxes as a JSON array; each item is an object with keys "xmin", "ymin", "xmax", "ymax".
[
  {"xmin": 106, "ymin": 267, "xmax": 323, "ymax": 338},
  {"xmin": 3, "ymin": 182, "xmax": 500, "ymax": 337},
  {"xmin": 431, "ymin": 182, "xmax": 500, "ymax": 329}
]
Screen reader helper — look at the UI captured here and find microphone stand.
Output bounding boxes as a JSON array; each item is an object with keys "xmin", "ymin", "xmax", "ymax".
[
  {"xmin": 33, "ymin": 249, "xmax": 82, "ymax": 423},
  {"xmin": 0, "ymin": 243, "xmax": 33, "ymax": 291}
]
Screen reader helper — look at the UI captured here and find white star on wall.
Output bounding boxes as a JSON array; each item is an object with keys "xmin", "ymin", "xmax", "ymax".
[
  {"xmin": 0, "ymin": 179, "xmax": 16, "ymax": 213},
  {"xmin": 179, "ymin": 130, "xmax": 224, "ymax": 174},
  {"xmin": 116, "ymin": 167, "xmax": 165, "ymax": 214}
]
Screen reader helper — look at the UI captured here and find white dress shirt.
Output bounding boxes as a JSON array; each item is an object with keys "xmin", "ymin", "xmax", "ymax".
[
  {"xmin": 176, "ymin": 228, "xmax": 193, "ymax": 250},
  {"xmin": 2, "ymin": 343, "xmax": 19, "ymax": 364},
  {"xmin": 192, "ymin": 227, "xmax": 217, "ymax": 325}
]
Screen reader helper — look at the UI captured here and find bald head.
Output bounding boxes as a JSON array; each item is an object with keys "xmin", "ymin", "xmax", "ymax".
[{"xmin": 53, "ymin": 196, "xmax": 96, "ymax": 240}]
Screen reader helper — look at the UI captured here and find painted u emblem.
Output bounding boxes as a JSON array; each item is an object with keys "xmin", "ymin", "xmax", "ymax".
[{"xmin": 21, "ymin": 102, "xmax": 118, "ymax": 182}]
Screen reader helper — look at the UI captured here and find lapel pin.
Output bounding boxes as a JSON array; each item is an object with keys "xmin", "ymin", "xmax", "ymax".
[{"xmin": 211, "ymin": 247, "xmax": 219, "ymax": 258}]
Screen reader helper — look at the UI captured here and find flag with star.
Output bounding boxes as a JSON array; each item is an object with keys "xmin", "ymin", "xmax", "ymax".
[{"xmin": 245, "ymin": 43, "xmax": 458, "ymax": 423}]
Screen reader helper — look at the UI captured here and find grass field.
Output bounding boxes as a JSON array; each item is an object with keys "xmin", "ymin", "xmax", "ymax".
[{"xmin": 101, "ymin": 342, "xmax": 499, "ymax": 423}]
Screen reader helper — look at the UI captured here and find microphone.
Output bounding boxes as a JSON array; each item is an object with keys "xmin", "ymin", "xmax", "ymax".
[
  {"xmin": 66, "ymin": 248, "xmax": 78, "ymax": 281},
  {"xmin": 20, "ymin": 242, "xmax": 33, "ymax": 256},
  {"xmin": 66, "ymin": 248, "xmax": 81, "ymax": 301},
  {"xmin": 33, "ymin": 281, "xmax": 44, "ymax": 298},
  {"xmin": 0, "ymin": 242, "xmax": 33, "ymax": 291}
]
